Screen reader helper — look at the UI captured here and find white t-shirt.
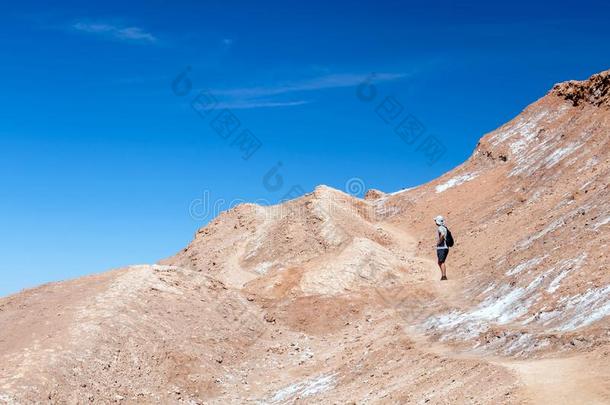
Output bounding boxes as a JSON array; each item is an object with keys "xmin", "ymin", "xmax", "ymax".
[{"xmin": 437, "ymin": 225, "xmax": 448, "ymax": 249}]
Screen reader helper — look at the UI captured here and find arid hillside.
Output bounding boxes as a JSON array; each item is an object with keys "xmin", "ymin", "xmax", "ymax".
[{"xmin": 1, "ymin": 70, "xmax": 608, "ymax": 404}]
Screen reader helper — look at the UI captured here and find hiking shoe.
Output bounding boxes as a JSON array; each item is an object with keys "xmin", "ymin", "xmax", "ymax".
[{"xmin": 440, "ymin": 276, "xmax": 448, "ymax": 281}]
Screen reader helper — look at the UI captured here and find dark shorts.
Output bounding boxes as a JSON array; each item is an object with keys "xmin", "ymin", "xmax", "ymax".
[{"xmin": 437, "ymin": 248, "xmax": 449, "ymax": 263}]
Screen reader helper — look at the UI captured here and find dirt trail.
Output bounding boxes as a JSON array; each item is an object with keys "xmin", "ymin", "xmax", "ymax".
[
  {"xmin": 377, "ymin": 221, "xmax": 610, "ymax": 405},
  {"xmin": 503, "ymin": 357, "xmax": 610, "ymax": 405},
  {"xmin": 378, "ymin": 221, "xmax": 463, "ymax": 304}
]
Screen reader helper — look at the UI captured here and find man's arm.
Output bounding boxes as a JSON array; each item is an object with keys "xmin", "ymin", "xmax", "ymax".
[
  {"xmin": 438, "ymin": 232, "xmax": 445, "ymax": 245},
  {"xmin": 437, "ymin": 227, "xmax": 446, "ymax": 246}
]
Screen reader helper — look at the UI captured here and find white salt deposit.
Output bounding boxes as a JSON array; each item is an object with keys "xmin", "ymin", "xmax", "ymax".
[
  {"xmin": 271, "ymin": 373, "xmax": 336, "ymax": 403},
  {"xmin": 556, "ymin": 286, "xmax": 610, "ymax": 331},
  {"xmin": 521, "ymin": 308, "xmax": 561, "ymax": 326},
  {"xmin": 506, "ymin": 256, "xmax": 546, "ymax": 276},
  {"xmin": 253, "ymin": 261, "xmax": 274, "ymax": 275},
  {"xmin": 468, "ymin": 287, "xmax": 527, "ymax": 324},
  {"xmin": 543, "ymin": 143, "xmax": 583, "ymax": 168},
  {"xmin": 546, "ymin": 253, "xmax": 587, "ymax": 293},
  {"xmin": 424, "ymin": 261, "xmax": 574, "ymax": 341},
  {"xmin": 577, "ymin": 156, "xmax": 599, "ymax": 173},
  {"xmin": 150, "ymin": 264, "xmax": 179, "ymax": 272},
  {"xmin": 435, "ymin": 173, "xmax": 478, "ymax": 193},
  {"xmin": 592, "ymin": 215, "xmax": 610, "ymax": 230},
  {"xmin": 579, "ymin": 179, "xmax": 593, "ymax": 191},
  {"xmin": 490, "ymin": 108, "xmax": 550, "ymax": 146},
  {"xmin": 547, "ymin": 269, "xmax": 571, "ymax": 294},
  {"xmin": 518, "ymin": 218, "xmax": 564, "ymax": 249},
  {"xmin": 425, "ymin": 280, "xmax": 539, "ymax": 339},
  {"xmin": 0, "ymin": 394, "xmax": 18, "ymax": 405}
]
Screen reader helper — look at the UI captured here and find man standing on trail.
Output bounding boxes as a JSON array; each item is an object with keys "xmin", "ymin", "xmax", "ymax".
[{"xmin": 435, "ymin": 215, "xmax": 450, "ymax": 280}]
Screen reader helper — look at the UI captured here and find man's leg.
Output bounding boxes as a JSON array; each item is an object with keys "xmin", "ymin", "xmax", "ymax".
[
  {"xmin": 436, "ymin": 249, "xmax": 447, "ymax": 280},
  {"xmin": 437, "ymin": 249, "xmax": 448, "ymax": 280}
]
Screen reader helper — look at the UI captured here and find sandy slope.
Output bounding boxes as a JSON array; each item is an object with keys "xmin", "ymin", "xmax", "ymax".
[{"xmin": 0, "ymin": 70, "xmax": 609, "ymax": 404}]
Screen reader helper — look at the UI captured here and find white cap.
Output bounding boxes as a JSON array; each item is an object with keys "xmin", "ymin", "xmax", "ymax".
[{"xmin": 434, "ymin": 215, "xmax": 445, "ymax": 225}]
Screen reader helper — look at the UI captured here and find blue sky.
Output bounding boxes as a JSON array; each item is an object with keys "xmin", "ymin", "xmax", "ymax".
[{"xmin": 1, "ymin": 0, "xmax": 609, "ymax": 296}]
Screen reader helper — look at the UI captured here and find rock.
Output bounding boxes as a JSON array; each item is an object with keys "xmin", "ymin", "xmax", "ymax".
[{"xmin": 364, "ymin": 189, "xmax": 385, "ymax": 200}]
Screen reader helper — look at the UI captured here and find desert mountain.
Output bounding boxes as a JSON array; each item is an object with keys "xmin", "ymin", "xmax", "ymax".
[{"xmin": 1, "ymin": 70, "xmax": 609, "ymax": 404}]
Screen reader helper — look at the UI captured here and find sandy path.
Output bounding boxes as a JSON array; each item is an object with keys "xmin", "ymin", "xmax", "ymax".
[
  {"xmin": 502, "ymin": 356, "xmax": 610, "ymax": 405},
  {"xmin": 377, "ymin": 221, "xmax": 610, "ymax": 405}
]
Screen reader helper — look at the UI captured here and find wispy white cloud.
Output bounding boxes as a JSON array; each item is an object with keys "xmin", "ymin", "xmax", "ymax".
[
  {"xmin": 212, "ymin": 72, "xmax": 407, "ymax": 98},
  {"xmin": 215, "ymin": 99, "xmax": 310, "ymax": 110},
  {"xmin": 205, "ymin": 71, "xmax": 406, "ymax": 109},
  {"xmin": 72, "ymin": 21, "xmax": 157, "ymax": 44}
]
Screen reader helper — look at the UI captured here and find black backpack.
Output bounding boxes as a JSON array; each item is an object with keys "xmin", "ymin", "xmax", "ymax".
[{"xmin": 445, "ymin": 227, "xmax": 455, "ymax": 247}]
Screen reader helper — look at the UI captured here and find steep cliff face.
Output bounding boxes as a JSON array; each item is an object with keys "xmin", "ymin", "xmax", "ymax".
[{"xmin": 1, "ymin": 70, "xmax": 608, "ymax": 404}]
